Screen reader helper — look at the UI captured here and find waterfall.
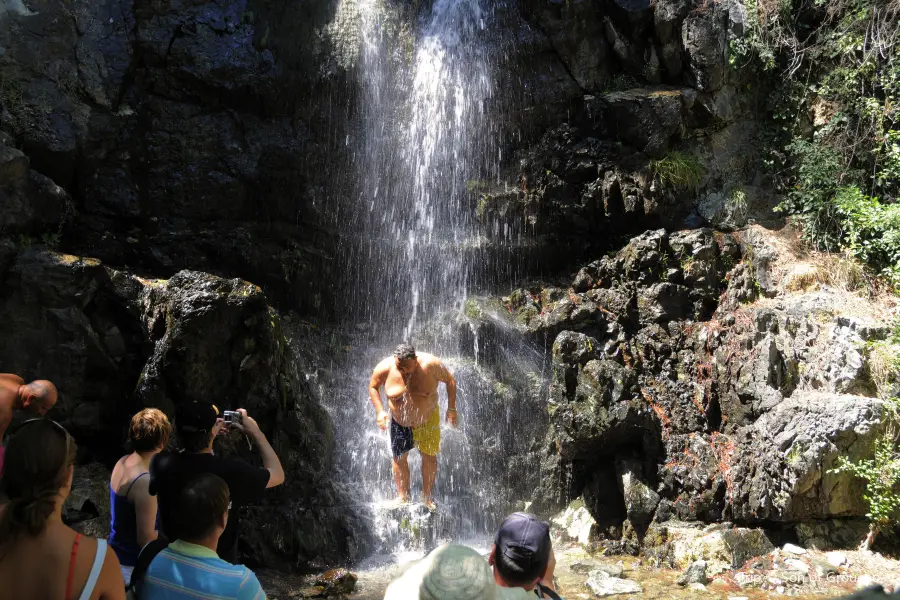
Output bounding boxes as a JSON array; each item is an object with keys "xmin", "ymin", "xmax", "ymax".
[{"xmin": 311, "ymin": 0, "xmax": 546, "ymax": 567}]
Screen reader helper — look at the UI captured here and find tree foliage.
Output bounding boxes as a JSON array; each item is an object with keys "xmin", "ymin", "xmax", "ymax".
[{"xmin": 736, "ymin": 0, "xmax": 900, "ymax": 286}]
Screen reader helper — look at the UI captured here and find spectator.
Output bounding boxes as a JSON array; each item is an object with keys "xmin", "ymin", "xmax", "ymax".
[
  {"xmin": 0, "ymin": 374, "xmax": 58, "ymax": 474},
  {"xmin": 0, "ymin": 419, "xmax": 125, "ymax": 599},
  {"xmin": 149, "ymin": 403, "xmax": 284, "ymax": 563},
  {"xmin": 489, "ymin": 513, "xmax": 562, "ymax": 600},
  {"xmin": 384, "ymin": 543, "xmax": 499, "ymax": 600},
  {"xmin": 110, "ymin": 408, "xmax": 172, "ymax": 585},
  {"xmin": 142, "ymin": 473, "xmax": 266, "ymax": 600}
]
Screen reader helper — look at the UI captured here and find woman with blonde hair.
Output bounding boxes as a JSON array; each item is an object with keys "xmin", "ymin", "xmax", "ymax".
[
  {"xmin": 109, "ymin": 408, "xmax": 171, "ymax": 584},
  {"xmin": 0, "ymin": 419, "xmax": 125, "ymax": 599}
]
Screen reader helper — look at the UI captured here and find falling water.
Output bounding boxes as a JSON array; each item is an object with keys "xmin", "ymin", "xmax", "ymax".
[{"xmin": 311, "ymin": 0, "xmax": 548, "ymax": 567}]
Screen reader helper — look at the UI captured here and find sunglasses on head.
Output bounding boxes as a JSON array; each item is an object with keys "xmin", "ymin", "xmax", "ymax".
[{"xmin": 19, "ymin": 417, "xmax": 74, "ymax": 453}]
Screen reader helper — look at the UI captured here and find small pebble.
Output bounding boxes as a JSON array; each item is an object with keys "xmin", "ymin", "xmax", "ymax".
[
  {"xmin": 776, "ymin": 585, "xmax": 786, "ymax": 594},
  {"xmin": 689, "ymin": 583, "xmax": 707, "ymax": 592}
]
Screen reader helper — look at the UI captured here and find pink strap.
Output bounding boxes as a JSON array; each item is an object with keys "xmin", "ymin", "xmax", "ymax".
[{"xmin": 66, "ymin": 533, "xmax": 82, "ymax": 600}]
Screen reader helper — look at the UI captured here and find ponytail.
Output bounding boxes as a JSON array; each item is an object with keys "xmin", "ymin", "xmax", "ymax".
[
  {"xmin": 0, "ymin": 420, "xmax": 75, "ymax": 554},
  {"xmin": 0, "ymin": 487, "xmax": 61, "ymax": 540}
]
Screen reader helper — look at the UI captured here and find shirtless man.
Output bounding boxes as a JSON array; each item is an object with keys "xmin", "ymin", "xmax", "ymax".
[
  {"xmin": 369, "ymin": 343, "xmax": 457, "ymax": 510},
  {"xmin": 0, "ymin": 373, "xmax": 58, "ymax": 471}
]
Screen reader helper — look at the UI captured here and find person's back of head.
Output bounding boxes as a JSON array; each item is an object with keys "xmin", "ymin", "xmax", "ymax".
[
  {"xmin": 0, "ymin": 419, "xmax": 75, "ymax": 549},
  {"xmin": 130, "ymin": 408, "xmax": 172, "ymax": 453},
  {"xmin": 175, "ymin": 472, "xmax": 230, "ymax": 545},
  {"xmin": 491, "ymin": 513, "xmax": 551, "ymax": 589},
  {"xmin": 174, "ymin": 402, "xmax": 219, "ymax": 453},
  {"xmin": 385, "ymin": 543, "xmax": 496, "ymax": 600},
  {"xmin": 21, "ymin": 380, "xmax": 58, "ymax": 416},
  {"xmin": 143, "ymin": 473, "xmax": 268, "ymax": 599}
]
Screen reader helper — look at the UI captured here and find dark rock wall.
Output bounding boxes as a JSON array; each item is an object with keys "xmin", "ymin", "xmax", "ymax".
[
  {"xmin": 0, "ymin": 242, "xmax": 367, "ymax": 569},
  {"xmin": 1, "ymin": 0, "xmax": 356, "ymax": 313}
]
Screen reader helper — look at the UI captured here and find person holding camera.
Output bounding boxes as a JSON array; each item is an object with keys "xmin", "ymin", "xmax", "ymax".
[{"xmin": 149, "ymin": 403, "xmax": 284, "ymax": 563}]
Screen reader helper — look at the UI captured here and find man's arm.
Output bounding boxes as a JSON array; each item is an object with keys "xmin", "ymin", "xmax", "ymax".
[
  {"xmin": 235, "ymin": 409, "xmax": 285, "ymax": 488},
  {"xmin": 369, "ymin": 362, "xmax": 390, "ymax": 430},
  {"xmin": 431, "ymin": 360, "xmax": 457, "ymax": 426}
]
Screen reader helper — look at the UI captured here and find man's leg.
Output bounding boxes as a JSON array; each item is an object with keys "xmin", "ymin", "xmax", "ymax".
[
  {"xmin": 392, "ymin": 452, "xmax": 410, "ymax": 502},
  {"xmin": 421, "ymin": 452, "xmax": 437, "ymax": 509}
]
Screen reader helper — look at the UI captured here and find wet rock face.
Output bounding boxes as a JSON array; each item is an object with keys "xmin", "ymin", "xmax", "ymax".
[
  {"xmin": 519, "ymin": 0, "xmax": 712, "ymax": 90},
  {"xmin": 0, "ymin": 0, "xmax": 355, "ymax": 312},
  {"xmin": 0, "ymin": 141, "xmax": 72, "ymax": 237},
  {"xmin": 0, "ymin": 246, "xmax": 366, "ymax": 570}
]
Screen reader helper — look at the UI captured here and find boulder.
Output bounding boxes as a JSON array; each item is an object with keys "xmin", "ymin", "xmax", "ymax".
[
  {"xmin": 596, "ymin": 88, "xmax": 692, "ymax": 158},
  {"xmin": 677, "ymin": 559, "xmax": 709, "ymax": 585},
  {"xmin": 782, "ymin": 543, "xmax": 807, "ymax": 555},
  {"xmin": 826, "ymin": 551, "xmax": 848, "ymax": 567},
  {"xmin": 551, "ymin": 499, "xmax": 597, "ymax": 546},
  {"xmin": 586, "ymin": 570, "xmax": 643, "ymax": 596},
  {"xmin": 616, "ymin": 456, "xmax": 660, "ymax": 529},
  {"xmin": 63, "ymin": 462, "xmax": 111, "ymax": 539},
  {"xmin": 729, "ymin": 393, "xmax": 885, "ymax": 522},
  {"xmin": 0, "ymin": 141, "xmax": 72, "ymax": 237},
  {"xmin": 314, "ymin": 568, "xmax": 358, "ymax": 595},
  {"xmin": 721, "ymin": 528, "xmax": 775, "ymax": 568}
]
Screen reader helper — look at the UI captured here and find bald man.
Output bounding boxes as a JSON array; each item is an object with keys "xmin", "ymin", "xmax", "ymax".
[{"xmin": 0, "ymin": 374, "xmax": 58, "ymax": 471}]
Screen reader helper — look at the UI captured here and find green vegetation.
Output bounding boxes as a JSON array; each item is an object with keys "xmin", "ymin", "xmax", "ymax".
[
  {"xmin": 834, "ymin": 316, "xmax": 900, "ymax": 548},
  {"xmin": 463, "ymin": 297, "xmax": 484, "ymax": 320},
  {"xmin": 650, "ymin": 151, "xmax": 706, "ymax": 192},
  {"xmin": 726, "ymin": 187, "xmax": 749, "ymax": 222},
  {"xmin": 831, "ymin": 433, "xmax": 900, "ymax": 548},
  {"xmin": 734, "ymin": 0, "xmax": 900, "ymax": 287}
]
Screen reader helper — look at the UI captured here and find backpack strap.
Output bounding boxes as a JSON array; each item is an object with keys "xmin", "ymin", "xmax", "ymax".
[
  {"xmin": 535, "ymin": 583, "xmax": 563, "ymax": 600},
  {"xmin": 127, "ymin": 537, "xmax": 169, "ymax": 593}
]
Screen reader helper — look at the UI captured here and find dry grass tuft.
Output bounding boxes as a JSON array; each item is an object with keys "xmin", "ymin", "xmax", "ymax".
[
  {"xmin": 868, "ymin": 341, "xmax": 900, "ymax": 399},
  {"xmin": 782, "ymin": 252, "xmax": 879, "ymax": 296}
]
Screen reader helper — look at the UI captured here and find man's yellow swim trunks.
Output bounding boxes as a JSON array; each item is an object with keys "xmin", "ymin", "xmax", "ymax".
[{"xmin": 390, "ymin": 408, "xmax": 440, "ymax": 457}]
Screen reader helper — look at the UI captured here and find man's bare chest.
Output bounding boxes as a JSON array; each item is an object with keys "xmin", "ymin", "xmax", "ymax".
[{"xmin": 386, "ymin": 369, "xmax": 438, "ymax": 396}]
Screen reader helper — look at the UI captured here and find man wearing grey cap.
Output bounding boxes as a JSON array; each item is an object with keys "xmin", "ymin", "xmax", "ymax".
[{"xmin": 489, "ymin": 513, "xmax": 563, "ymax": 599}]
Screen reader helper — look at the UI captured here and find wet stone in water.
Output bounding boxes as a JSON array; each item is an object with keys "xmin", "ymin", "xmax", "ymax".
[{"xmin": 314, "ymin": 569, "xmax": 358, "ymax": 595}]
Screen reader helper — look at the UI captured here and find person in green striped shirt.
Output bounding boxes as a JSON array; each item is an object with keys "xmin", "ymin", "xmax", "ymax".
[{"xmin": 142, "ymin": 473, "xmax": 266, "ymax": 600}]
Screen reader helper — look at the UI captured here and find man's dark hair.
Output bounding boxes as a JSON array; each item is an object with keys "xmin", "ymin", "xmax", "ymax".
[
  {"xmin": 174, "ymin": 473, "xmax": 230, "ymax": 541},
  {"xmin": 394, "ymin": 343, "xmax": 417, "ymax": 361},
  {"xmin": 179, "ymin": 429, "xmax": 214, "ymax": 453},
  {"xmin": 495, "ymin": 550, "xmax": 545, "ymax": 587}
]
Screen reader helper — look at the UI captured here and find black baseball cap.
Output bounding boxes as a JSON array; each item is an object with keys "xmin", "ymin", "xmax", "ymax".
[
  {"xmin": 494, "ymin": 512, "xmax": 552, "ymax": 583},
  {"xmin": 175, "ymin": 402, "xmax": 219, "ymax": 433}
]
